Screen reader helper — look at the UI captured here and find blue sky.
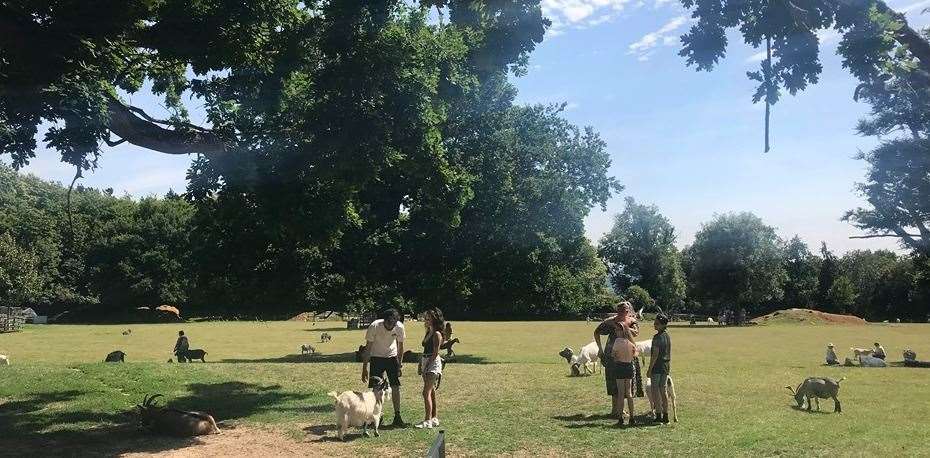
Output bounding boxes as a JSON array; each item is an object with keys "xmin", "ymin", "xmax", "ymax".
[{"xmin": 19, "ymin": 1, "xmax": 930, "ymax": 254}]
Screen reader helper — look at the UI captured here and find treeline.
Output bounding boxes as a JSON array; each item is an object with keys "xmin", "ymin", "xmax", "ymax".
[
  {"xmin": 0, "ymin": 105, "xmax": 621, "ymax": 320},
  {"xmin": 599, "ymin": 199, "xmax": 930, "ymax": 321}
]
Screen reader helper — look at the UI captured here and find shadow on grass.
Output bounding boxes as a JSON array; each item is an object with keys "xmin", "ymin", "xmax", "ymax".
[
  {"xmin": 790, "ymin": 405, "xmax": 837, "ymax": 415},
  {"xmin": 304, "ymin": 423, "xmax": 375, "ymax": 442},
  {"xmin": 219, "ymin": 353, "xmax": 494, "ymax": 365},
  {"xmin": 554, "ymin": 413, "xmax": 657, "ymax": 429},
  {"xmin": 0, "ymin": 381, "xmax": 314, "ymax": 456}
]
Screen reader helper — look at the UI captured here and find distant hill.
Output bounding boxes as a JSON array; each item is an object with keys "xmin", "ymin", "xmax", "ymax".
[{"xmin": 752, "ymin": 308, "xmax": 867, "ymax": 326}]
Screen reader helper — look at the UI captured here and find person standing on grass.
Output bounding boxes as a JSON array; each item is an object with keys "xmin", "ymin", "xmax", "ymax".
[
  {"xmin": 595, "ymin": 301, "xmax": 640, "ymax": 419},
  {"xmin": 612, "ymin": 318, "xmax": 640, "ymax": 427},
  {"xmin": 646, "ymin": 313, "xmax": 672, "ymax": 424},
  {"xmin": 415, "ymin": 308, "xmax": 445, "ymax": 429},
  {"xmin": 361, "ymin": 308, "xmax": 407, "ymax": 427},
  {"xmin": 173, "ymin": 330, "xmax": 189, "ymax": 362}
]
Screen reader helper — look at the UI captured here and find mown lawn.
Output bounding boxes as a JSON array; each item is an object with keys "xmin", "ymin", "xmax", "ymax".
[{"xmin": 1, "ymin": 320, "xmax": 929, "ymax": 457}]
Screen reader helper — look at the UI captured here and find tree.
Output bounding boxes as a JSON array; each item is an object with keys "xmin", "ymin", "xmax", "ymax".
[
  {"xmin": 783, "ymin": 236, "xmax": 821, "ymax": 309},
  {"xmin": 817, "ymin": 243, "xmax": 842, "ymax": 312},
  {"xmin": 598, "ymin": 197, "xmax": 686, "ymax": 308},
  {"xmin": 826, "ymin": 276, "xmax": 857, "ymax": 314},
  {"xmin": 838, "ymin": 249, "xmax": 899, "ymax": 318},
  {"xmin": 0, "ymin": 232, "xmax": 41, "ymax": 308},
  {"xmin": 677, "ymin": 0, "xmax": 930, "ymax": 150},
  {"xmin": 844, "ymin": 139, "xmax": 930, "ymax": 257},
  {"xmin": 623, "ymin": 285, "xmax": 656, "ymax": 312},
  {"xmin": 687, "ymin": 212, "xmax": 786, "ymax": 314}
]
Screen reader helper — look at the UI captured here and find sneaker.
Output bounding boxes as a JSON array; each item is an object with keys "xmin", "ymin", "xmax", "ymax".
[
  {"xmin": 392, "ymin": 416, "xmax": 407, "ymax": 427},
  {"xmin": 429, "ymin": 418, "xmax": 440, "ymax": 427},
  {"xmin": 414, "ymin": 420, "xmax": 433, "ymax": 429}
]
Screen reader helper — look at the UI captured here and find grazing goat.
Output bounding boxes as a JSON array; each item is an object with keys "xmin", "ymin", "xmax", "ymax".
[
  {"xmin": 785, "ymin": 377, "xmax": 845, "ymax": 413},
  {"xmin": 644, "ymin": 375, "xmax": 678, "ymax": 422},
  {"xmin": 183, "ymin": 349, "xmax": 208, "ymax": 362},
  {"xmin": 136, "ymin": 394, "xmax": 220, "ymax": 436},
  {"xmin": 105, "ymin": 350, "xmax": 126, "ymax": 362},
  {"xmin": 0, "ymin": 355, "xmax": 9, "ymax": 365},
  {"xmin": 320, "ymin": 332, "xmax": 333, "ymax": 343},
  {"xmin": 440, "ymin": 337, "xmax": 460, "ymax": 357},
  {"xmin": 328, "ymin": 376, "xmax": 391, "ymax": 440},
  {"xmin": 301, "ymin": 344, "xmax": 316, "ymax": 355},
  {"xmin": 559, "ymin": 342, "xmax": 600, "ymax": 376}
]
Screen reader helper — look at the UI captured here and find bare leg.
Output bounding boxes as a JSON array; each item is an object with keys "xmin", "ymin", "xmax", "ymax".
[
  {"xmin": 623, "ymin": 379, "xmax": 634, "ymax": 421},
  {"xmin": 391, "ymin": 385, "xmax": 401, "ymax": 417},
  {"xmin": 422, "ymin": 374, "xmax": 438, "ymax": 422}
]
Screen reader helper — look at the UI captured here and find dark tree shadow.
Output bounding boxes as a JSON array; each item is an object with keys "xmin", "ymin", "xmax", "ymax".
[
  {"xmin": 301, "ymin": 326, "xmax": 349, "ymax": 332},
  {"xmin": 0, "ymin": 381, "xmax": 314, "ymax": 456},
  {"xmin": 554, "ymin": 413, "xmax": 655, "ymax": 429},
  {"xmin": 304, "ymin": 423, "xmax": 372, "ymax": 442},
  {"xmin": 220, "ymin": 352, "xmax": 358, "ymax": 363}
]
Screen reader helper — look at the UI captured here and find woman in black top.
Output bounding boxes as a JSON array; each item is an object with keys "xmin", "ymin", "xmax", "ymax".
[{"xmin": 415, "ymin": 308, "xmax": 445, "ymax": 429}]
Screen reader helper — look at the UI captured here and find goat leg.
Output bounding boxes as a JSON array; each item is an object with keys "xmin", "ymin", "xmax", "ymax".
[
  {"xmin": 834, "ymin": 397, "xmax": 841, "ymax": 413},
  {"xmin": 373, "ymin": 414, "xmax": 381, "ymax": 437}
]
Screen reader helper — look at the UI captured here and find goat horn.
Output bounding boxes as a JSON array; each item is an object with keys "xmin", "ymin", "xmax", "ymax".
[
  {"xmin": 148, "ymin": 394, "xmax": 163, "ymax": 406},
  {"xmin": 784, "ymin": 386, "xmax": 796, "ymax": 395}
]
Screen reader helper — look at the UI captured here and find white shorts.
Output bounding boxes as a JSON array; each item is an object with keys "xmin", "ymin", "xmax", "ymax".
[{"xmin": 421, "ymin": 355, "xmax": 442, "ymax": 375}]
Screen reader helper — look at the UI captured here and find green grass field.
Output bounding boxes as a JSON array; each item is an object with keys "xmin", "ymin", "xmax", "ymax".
[{"xmin": 2, "ymin": 321, "xmax": 930, "ymax": 457}]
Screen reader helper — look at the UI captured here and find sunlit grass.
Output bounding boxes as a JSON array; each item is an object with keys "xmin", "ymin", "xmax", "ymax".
[{"xmin": 2, "ymin": 321, "xmax": 929, "ymax": 456}]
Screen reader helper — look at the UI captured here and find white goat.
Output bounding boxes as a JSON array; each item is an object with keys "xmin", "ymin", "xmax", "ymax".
[
  {"xmin": 328, "ymin": 377, "xmax": 391, "ymax": 440},
  {"xmin": 707, "ymin": 317, "xmax": 716, "ymax": 324},
  {"xmin": 559, "ymin": 342, "xmax": 600, "ymax": 375},
  {"xmin": 851, "ymin": 347, "xmax": 874, "ymax": 358},
  {"xmin": 301, "ymin": 344, "xmax": 316, "ymax": 355},
  {"xmin": 644, "ymin": 375, "xmax": 678, "ymax": 422},
  {"xmin": 0, "ymin": 355, "xmax": 8, "ymax": 365},
  {"xmin": 636, "ymin": 339, "xmax": 652, "ymax": 357}
]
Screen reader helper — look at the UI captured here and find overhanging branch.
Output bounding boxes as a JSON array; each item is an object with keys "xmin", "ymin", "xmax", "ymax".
[{"xmin": 105, "ymin": 93, "xmax": 230, "ymax": 155}]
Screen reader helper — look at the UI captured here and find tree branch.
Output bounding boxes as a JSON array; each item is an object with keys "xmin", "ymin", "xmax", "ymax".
[
  {"xmin": 105, "ymin": 93, "xmax": 230, "ymax": 155},
  {"xmin": 849, "ymin": 233, "xmax": 921, "ymax": 239}
]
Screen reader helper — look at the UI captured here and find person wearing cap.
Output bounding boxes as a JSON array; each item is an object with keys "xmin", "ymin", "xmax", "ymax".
[
  {"xmin": 872, "ymin": 342, "xmax": 886, "ymax": 360},
  {"xmin": 646, "ymin": 313, "xmax": 672, "ymax": 424},
  {"xmin": 825, "ymin": 343, "xmax": 839, "ymax": 365}
]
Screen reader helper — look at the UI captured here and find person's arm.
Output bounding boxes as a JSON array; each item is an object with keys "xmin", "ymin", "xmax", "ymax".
[
  {"xmin": 362, "ymin": 325, "xmax": 375, "ymax": 382},
  {"xmin": 426, "ymin": 330, "xmax": 441, "ymax": 368},
  {"xmin": 629, "ymin": 320, "xmax": 640, "ymax": 338},
  {"xmin": 395, "ymin": 323, "xmax": 405, "ymax": 375},
  {"xmin": 594, "ymin": 321, "xmax": 606, "ymax": 359},
  {"xmin": 646, "ymin": 339, "xmax": 658, "ymax": 377}
]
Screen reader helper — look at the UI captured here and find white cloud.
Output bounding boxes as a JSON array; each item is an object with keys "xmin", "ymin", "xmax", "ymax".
[
  {"xmin": 898, "ymin": 0, "xmax": 930, "ymax": 13},
  {"xmin": 542, "ymin": 0, "xmax": 636, "ymax": 34},
  {"xmin": 628, "ymin": 15, "xmax": 689, "ymax": 60},
  {"xmin": 565, "ymin": 102, "xmax": 580, "ymax": 111}
]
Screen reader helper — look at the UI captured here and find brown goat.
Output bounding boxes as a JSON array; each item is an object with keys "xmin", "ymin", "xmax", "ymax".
[{"xmin": 136, "ymin": 394, "xmax": 221, "ymax": 437}]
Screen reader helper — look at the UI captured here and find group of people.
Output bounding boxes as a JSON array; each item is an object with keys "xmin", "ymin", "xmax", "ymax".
[
  {"xmin": 825, "ymin": 342, "xmax": 886, "ymax": 366},
  {"xmin": 594, "ymin": 301, "xmax": 673, "ymax": 427},
  {"xmin": 359, "ymin": 307, "xmax": 449, "ymax": 430}
]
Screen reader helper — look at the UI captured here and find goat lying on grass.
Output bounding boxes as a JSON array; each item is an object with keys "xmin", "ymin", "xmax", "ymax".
[
  {"xmin": 105, "ymin": 350, "xmax": 126, "ymax": 362},
  {"xmin": 135, "ymin": 394, "xmax": 220, "ymax": 436},
  {"xmin": 786, "ymin": 377, "xmax": 845, "ymax": 413},
  {"xmin": 328, "ymin": 376, "xmax": 391, "ymax": 440}
]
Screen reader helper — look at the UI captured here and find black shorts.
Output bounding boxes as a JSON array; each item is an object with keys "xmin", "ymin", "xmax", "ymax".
[
  {"xmin": 369, "ymin": 356, "xmax": 401, "ymax": 388},
  {"xmin": 615, "ymin": 361, "xmax": 635, "ymax": 380}
]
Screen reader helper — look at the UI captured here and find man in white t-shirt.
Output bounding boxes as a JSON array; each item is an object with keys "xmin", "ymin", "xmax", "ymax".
[{"xmin": 361, "ymin": 308, "xmax": 406, "ymax": 427}]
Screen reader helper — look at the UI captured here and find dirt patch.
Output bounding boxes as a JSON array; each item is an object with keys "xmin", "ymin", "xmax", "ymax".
[
  {"xmin": 121, "ymin": 425, "xmax": 358, "ymax": 458},
  {"xmin": 751, "ymin": 308, "xmax": 867, "ymax": 326},
  {"xmin": 289, "ymin": 312, "xmax": 315, "ymax": 322}
]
